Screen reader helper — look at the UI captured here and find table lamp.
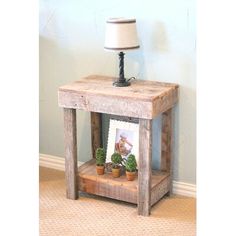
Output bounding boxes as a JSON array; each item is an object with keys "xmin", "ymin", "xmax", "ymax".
[{"xmin": 104, "ymin": 18, "xmax": 140, "ymax": 87}]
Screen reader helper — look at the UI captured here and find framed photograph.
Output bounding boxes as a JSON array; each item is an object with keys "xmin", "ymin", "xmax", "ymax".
[{"xmin": 106, "ymin": 119, "xmax": 139, "ymax": 166}]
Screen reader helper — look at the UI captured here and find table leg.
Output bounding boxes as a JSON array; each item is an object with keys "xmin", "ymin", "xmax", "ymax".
[
  {"xmin": 161, "ymin": 108, "xmax": 172, "ymax": 195},
  {"xmin": 138, "ymin": 119, "xmax": 152, "ymax": 216},
  {"xmin": 64, "ymin": 108, "xmax": 78, "ymax": 199},
  {"xmin": 90, "ymin": 112, "xmax": 102, "ymax": 159}
]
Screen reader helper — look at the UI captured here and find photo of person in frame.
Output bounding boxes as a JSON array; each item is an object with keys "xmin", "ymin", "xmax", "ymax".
[{"xmin": 114, "ymin": 129, "xmax": 134, "ymax": 159}]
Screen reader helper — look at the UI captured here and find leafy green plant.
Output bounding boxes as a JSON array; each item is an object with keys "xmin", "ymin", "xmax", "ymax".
[
  {"xmin": 125, "ymin": 154, "xmax": 137, "ymax": 172},
  {"xmin": 111, "ymin": 153, "xmax": 123, "ymax": 169},
  {"xmin": 96, "ymin": 148, "xmax": 106, "ymax": 166}
]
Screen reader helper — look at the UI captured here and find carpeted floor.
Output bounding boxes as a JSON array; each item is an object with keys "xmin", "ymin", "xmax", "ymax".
[{"xmin": 39, "ymin": 167, "xmax": 196, "ymax": 236}]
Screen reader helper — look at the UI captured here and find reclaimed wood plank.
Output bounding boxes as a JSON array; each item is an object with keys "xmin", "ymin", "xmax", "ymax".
[
  {"xmin": 109, "ymin": 114, "xmax": 139, "ymax": 124},
  {"xmin": 153, "ymin": 87, "xmax": 178, "ymax": 116},
  {"xmin": 79, "ymin": 177, "xmax": 138, "ymax": 204},
  {"xmin": 138, "ymin": 119, "xmax": 152, "ymax": 216},
  {"xmin": 58, "ymin": 90, "xmax": 153, "ymax": 119},
  {"xmin": 90, "ymin": 112, "xmax": 102, "ymax": 159},
  {"xmin": 151, "ymin": 176, "xmax": 170, "ymax": 206},
  {"xmin": 77, "ymin": 160, "xmax": 169, "ymax": 204},
  {"xmin": 78, "ymin": 159, "xmax": 137, "ymax": 189},
  {"xmin": 78, "ymin": 159, "xmax": 137, "ymax": 203},
  {"xmin": 161, "ymin": 108, "xmax": 173, "ymax": 194},
  {"xmin": 64, "ymin": 108, "xmax": 78, "ymax": 199},
  {"xmin": 59, "ymin": 75, "xmax": 178, "ymax": 101}
]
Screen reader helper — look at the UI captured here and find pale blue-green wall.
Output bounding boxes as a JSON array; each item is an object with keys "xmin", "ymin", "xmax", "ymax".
[{"xmin": 39, "ymin": 0, "xmax": 196, "ymax": 184}]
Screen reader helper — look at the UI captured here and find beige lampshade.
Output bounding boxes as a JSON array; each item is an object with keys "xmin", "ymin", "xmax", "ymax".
[{"xmin": 104, "ymin": 18, "xmax": 140, "ymax": 51}]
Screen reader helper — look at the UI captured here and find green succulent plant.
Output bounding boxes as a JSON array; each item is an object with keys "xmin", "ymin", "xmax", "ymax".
[
  {"xmin": 125, "ymin": 154, "xmax": 137, "ymax": 172},
  {"xmin": 96, "ymin": 148, "xmax": 106, "ymax": 166},
  {"xmin": 111, "ymin": 152, "xmax": 123, "ymax": 169}
]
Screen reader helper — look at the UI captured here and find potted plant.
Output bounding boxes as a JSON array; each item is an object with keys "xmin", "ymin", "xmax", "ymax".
[
  {"xmin": 96, "ymin": 148, "xmax": 106, "ymax": 175},
  {"xmin": 125, "ymin": 154, "xmax": 137, "ymax": 181},
  {"xmin": 111, "ymin": 152, "xmax": 123, "ymax": 178}
]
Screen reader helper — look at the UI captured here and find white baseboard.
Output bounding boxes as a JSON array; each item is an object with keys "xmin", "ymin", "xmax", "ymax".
[
  {"xmin": 39, "ymin": 153, "xmax": 84, "ymax": 171},
  {"xmin": 173, "ymin": 181, "xmax": 196, "ymax": 198},
  {"xmin": 39, "ymin": 153, "xmax": 196, "ymax": 198}
]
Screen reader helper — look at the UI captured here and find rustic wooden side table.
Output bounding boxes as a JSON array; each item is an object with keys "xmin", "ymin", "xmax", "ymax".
[{"xmin": 58, "ymin": 75, "xmax": 179, "ymax": 216}]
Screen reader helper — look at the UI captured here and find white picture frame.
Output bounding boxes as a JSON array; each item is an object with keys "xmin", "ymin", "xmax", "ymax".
[{"xmin": 106, "ymin": 119, "xmax": 139, "ymax": 166}]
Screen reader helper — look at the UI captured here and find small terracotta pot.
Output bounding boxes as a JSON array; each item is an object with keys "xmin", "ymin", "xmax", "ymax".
[
  {"xmin": 126, "ymin": 171, "xmax": 136, "ymax": 181},
  {"xmin": 96, "ymin": 165, "xmax": 105, "ymax": 175},
  {"xmin": 112, "ymin": 167, "xmax": 121, "ymax": 178}
]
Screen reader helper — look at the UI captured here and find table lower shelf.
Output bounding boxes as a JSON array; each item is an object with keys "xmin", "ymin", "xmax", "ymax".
[{"xmin": 77, "ymin": 159, "xmax": 170, "ymax": 205}]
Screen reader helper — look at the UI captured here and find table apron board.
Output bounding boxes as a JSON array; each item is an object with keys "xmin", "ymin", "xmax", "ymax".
[{"xmin": 58, "ymin": 89, "xmax": 178, "ymax": 119}]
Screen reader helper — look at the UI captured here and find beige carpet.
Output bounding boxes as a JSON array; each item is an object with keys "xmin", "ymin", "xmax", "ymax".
[{"xmin": 40, "ymin": 167, "xmax": 196, "ymax": 236}]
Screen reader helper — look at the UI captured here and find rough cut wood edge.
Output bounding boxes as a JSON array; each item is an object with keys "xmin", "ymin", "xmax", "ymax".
[
  {"xmin": 138, "ymin": 119, "xmax": 152, "ymax": 216},
  {"xmin": 151, "ymin": 176, "xmax": 170, "ymax": 206},
  {"xmin": 64, "ymin": 108, "xmax": 78, "ymax": 200},
  {"xmin": 161, "ymin": 108, "xmax": 172, "ymax": 194},
  {"xmin": 153, "ymin": 87, "xmax": 178, "ymax": 117},
  {"xmin": 90, "ymin": 112, "xmax": 102, "ymax": 159}
]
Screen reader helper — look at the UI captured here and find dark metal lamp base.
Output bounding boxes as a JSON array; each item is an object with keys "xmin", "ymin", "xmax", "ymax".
[
  {"xmin": 113, "ymin": 51, "xmax": 131, "ymax": 87},
  {"xmin": 113, "ymin": 80, "xmax": 131, "ymax": 87}
]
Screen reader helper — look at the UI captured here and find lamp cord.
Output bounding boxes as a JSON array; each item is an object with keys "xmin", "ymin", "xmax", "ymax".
[{"xmin": 127, "ymin": 77, "xmax": 136, "ymax": 82}]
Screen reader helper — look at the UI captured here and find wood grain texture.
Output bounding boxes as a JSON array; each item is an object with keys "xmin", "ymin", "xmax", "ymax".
[
  {"xmin": 77, "ymin": 159, "xmax": 169, "ymax": 204},
  {"xmin": 153, "ymin": 87, "xmax": 178, "ymax": 115},
  {"xmin": 64, "ymin": 108, "xmax": 78, "ymax": 199},
  {"xmin": 58, "ymin": 75, "xmax": 179, "ymax": 119},
  {"xmin": 161, "ymin": 108, "xmax": 173, "ymax": 194},
  {"xmin": 138, "ymin": 119, "xmax": 152, "ymax": 216},
  {"xmin": 90, "ymin": 112, "xmax": 102, "ymax": 159},
  {"xmin": 151, "ymin": 175, "xmax": 170, "ymax": 206},
  {"xmin": 79, "ymin": 159, "xmax": 137, "ymax": 203}
]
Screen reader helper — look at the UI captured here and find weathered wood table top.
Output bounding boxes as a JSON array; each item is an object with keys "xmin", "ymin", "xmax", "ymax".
[{"xmin": 58, "ymin": 75, "xmax": 179, "ymax": 119}]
